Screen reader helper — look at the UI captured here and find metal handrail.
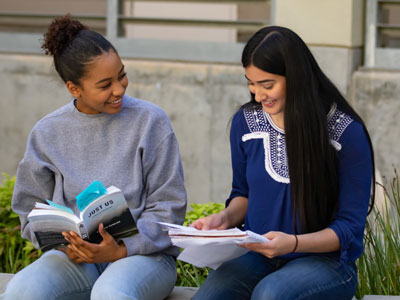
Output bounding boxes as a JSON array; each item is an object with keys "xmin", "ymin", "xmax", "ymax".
[
  {"xmin": 118, "ymin": 16, "xmax": 267, "ymax": 29},
  {"xmin": 377, "ymin": 23, "xmax": 400, "ymax": 29},
  {"xmin": 377, "ymin": 0, "xmax": 400, "ymax": 3},
  {"xmin": 0, "ymin": 12, "xmax": 105, "ymax": 20},
  {"xmin": 119, "ymin": 0, "xmax": 266, "ymax": 2},
  {"xmin": 0, "ymin": 1, "xmax": 270, "ymax": 34},
  {"xmin": 365, "ymin": 0, "xmax": 400, "ymax": 69},
  {"xmin": 0, "ymin": 0, "xmax": 272, "ymax": 63}
]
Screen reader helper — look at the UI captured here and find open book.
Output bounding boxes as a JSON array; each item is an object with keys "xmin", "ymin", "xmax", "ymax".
[
  {"xmin": 158, "ymin": 222, "xmax": 269, "ymax": 269},
  {"xmin": 28, "ymin": 186, "xmax": 138, "ymax": 251}
]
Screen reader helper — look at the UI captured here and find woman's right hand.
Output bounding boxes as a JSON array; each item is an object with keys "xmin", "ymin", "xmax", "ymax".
[
  {"xmin": 190, "ymin": 211, "xmax": 229, "ymax": 230},
  {"xmin": 57, "ymin": 246, "xmax": 84, "ymax": 264}
]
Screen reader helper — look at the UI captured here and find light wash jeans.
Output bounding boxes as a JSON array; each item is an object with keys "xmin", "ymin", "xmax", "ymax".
[
  {"xmin": 193, "ymin": 252, "xmax": 357, "ymax": 300},
  {"xmin": 0, "ymin": 249, "xmax": 177, "ymax": 300}
]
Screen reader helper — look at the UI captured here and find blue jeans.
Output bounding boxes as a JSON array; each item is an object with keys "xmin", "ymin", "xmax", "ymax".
[
  {"xmin": 193, "ymin": 252, "xmax": 357, "ymax": 300},
  {"xmin": 0, "ymin": 249, "xmax": 177, "ymax": 300}
]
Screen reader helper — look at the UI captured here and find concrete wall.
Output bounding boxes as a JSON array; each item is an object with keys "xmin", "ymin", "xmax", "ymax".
[
  {"xmin": 310, "ymin": 46, "xmax": 363, "ymax": 97},
  {"xmin": 1, "ymin": 53, "xmax": 399, "ymax": 204},
  {"xmin": 0, "ymin": 53, "xmax": 249, "ymax": 204},
  {"xmin": 275, "ymin": 0, "xmax": 364, "ymax": 47},
  {"xmin": 350, "ymin": 70, "xmax": 400, "ymax": 182},
  {"xmin": 274, "ymin": 0, "xmax": 364, "ymax": 98}
]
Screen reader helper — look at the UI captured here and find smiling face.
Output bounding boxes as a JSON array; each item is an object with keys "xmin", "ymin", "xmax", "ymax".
[
  {"xmin": 245, "ymin": 64, "xmax": 287, "ymax": 129},
  {"xmin": 66, "ymin": 50, "xmax": 128, "ymax": 115}
]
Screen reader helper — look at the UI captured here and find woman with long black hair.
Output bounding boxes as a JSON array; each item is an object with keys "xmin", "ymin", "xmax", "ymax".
[{"xmin": 192, "ymin": 26, "xmax": 375, "ymax": 300}]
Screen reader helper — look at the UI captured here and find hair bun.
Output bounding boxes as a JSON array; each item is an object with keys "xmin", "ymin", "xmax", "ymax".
[{"xmin": 42, "ymin": 14, "xmax": 88, "ymax": 57}]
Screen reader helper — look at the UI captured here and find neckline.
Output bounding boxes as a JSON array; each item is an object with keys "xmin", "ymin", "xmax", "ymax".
[
  {"xmin": 71, "ymin": 99, "xmax": 109, "ymax": 119},
  {"xmin": 264, "ymin": 112, "xmax": 285, "ymax": 134}
]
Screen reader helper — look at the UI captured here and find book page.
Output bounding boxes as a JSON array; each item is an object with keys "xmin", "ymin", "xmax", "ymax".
[
  {"xmin": 158, "ymin": 222, "xmax": 247, "ymax": 237},
  {"xmin": 28, "ymin": 212, "xmax": 82, "ymax": 250}
]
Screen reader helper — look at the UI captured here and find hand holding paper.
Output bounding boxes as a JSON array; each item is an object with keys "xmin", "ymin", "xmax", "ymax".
[{"xmin": 158, "ymin": 222, "xmax": 269, "ymax": 269}]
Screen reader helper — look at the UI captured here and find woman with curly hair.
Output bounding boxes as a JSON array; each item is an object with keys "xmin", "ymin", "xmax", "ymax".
[{"xmin": 1, "ymin": 15, "xmax": 186, "ymax": 300}]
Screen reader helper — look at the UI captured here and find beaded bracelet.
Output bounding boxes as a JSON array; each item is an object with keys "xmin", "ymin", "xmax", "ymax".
[{"xmin": 291, "ymin": 235, "xmax": 298, "ymax": 253}]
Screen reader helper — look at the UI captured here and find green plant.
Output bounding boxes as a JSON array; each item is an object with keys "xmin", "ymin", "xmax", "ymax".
[
  {"xmin": 0, "ymin": 173, "xmax": 42, "ymax": 273},
  {"xmin": 183, "ymin": 202, "xmax": 225, "ymax": 226},
  {"xmin": 175, "ymin": 202, "xmax": 225, "ymax": 287},
  {"xmin": 356, "ymin": 170, "xmax": 400, "ymax": 298}
]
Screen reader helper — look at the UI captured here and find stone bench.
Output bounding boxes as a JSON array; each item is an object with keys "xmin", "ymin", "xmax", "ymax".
[{"xmin": 1, "ymin": 273, "xmax": 400, "ymax": 299}]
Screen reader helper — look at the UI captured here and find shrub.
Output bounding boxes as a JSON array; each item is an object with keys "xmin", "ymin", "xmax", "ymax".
[
  {"xmin": 356, "ymin": 170, "xmax": 400, "ymax": 298},
  {"xmin": 0, "ymin": 174, "xmax": 42, "ymax": 273}
]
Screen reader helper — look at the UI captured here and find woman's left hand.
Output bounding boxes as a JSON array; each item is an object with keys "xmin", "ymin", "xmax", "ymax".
[
  {"xmin": 62, "ymin": 223, "xmax": 127, "ymax": 263},
  {"xmin": 240, "ymin": 231, "xmax": 297, "ymax": 258}
]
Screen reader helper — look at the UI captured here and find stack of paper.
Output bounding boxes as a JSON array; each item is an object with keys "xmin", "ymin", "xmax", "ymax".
[{"xmin": 158, "ymin": 222, "xmax": 269, "ymax": 269}]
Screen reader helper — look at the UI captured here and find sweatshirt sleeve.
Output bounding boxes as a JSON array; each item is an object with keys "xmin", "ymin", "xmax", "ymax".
[
  {"xmin": 121, "ymin": 133, "xmax": 187, "ymax": 256},
  {"xmin": 11, "ymin": 128, "xmax": 56, "ymax": 248},
  {"xmin": 328, "ymin": 121, "xmax": 372, "ymax": 264}
]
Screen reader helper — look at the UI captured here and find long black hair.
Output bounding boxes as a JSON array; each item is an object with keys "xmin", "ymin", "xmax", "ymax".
[{"xmin": 241, "ymin": 26, "xmax": 375, "ymax": 234}]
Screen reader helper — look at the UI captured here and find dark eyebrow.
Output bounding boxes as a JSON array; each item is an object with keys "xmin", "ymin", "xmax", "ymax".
[
  {"xmin": 95, "ymin": 65, "xmax": 125, "ymax": 85},
  {"xmin": 245, "ymin": 75, "xmax": 274, "ymax": 84}
]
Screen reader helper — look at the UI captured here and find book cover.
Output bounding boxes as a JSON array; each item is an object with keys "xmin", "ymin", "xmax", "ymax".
[{"xmin": 28, "ymin": 185, "xmax": 138, "ymax": 251}]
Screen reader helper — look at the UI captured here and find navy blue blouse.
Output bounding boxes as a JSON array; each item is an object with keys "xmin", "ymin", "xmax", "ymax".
[{"xmin": 227, "ymin": 103, "xmax": 372, "ymax": 264}]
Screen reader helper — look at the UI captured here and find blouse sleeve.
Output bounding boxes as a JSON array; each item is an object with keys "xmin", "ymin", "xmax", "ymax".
[
  {"xmin": 226, "ymin": 110, "xmax": 249, "ymax": 206},
  {"xmin": 328, "ymin": 121, "xmax": 372, "ymax": 264}
]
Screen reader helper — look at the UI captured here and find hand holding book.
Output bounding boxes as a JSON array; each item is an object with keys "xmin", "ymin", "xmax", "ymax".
[
  {"xmin": 62, "ymin": 222, "xmax": 128, "ymax": 263},
  {"xmin": 28, "ymin": 181, "xmax": 138, "ymax": 251}
]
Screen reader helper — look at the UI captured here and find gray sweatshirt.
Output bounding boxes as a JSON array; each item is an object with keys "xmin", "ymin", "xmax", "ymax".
[{"xmin": 12, "ymin": 95, "xmax": 187, "ymax": 257}]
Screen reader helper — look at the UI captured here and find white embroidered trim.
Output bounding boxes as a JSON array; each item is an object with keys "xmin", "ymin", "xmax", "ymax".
[
  {"xmin": 330, "ymin": 140, "xmax": 342, "ymax": 151},
  {"xmin": 327, "ymin": 105, "xmax": 353, "ymax": 143},
  {"xmin": 241, "ymin": 103, "xmax": 353, "ymax": 184},
  {"xmin": 327, "ymin": 102, "xmax": 337, "ymax": 121},
  {"xmin": 242, "ymin": 132, "xmax": 268, "ymax": 142},
  {"xmin": 264, "ymin": 112, "xmax": 284, "ymax": 134},
  {"xmin": 242, "ymin": 131, "xmax": 290, "ymax": 184}
]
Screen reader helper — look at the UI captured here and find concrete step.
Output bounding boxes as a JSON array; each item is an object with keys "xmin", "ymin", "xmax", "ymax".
[
  {"xmin": 0, "ymin": 274, "xmax": 13, "ymax": 294},
  {"xmin": 165, "ymin": 286, "xmax": 198, "ymax": 300},
  {"xmin": 1, "ymin": 273, "xmax": 399, "ymax": 299}
]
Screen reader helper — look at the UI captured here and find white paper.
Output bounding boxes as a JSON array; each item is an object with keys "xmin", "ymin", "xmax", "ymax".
[
  {"xmin": 158, "ymin": 222, "xmax": 269, "ymax": 269},
  {"xmin": 178, "ymin": 243, "xmax": 249, "ymax": 269}
]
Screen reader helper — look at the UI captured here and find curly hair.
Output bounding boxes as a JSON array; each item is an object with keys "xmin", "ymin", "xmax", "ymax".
[{"xmin": 41, "ymin": 14, "xmax": 116, "ymax": 85}]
